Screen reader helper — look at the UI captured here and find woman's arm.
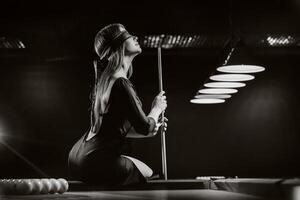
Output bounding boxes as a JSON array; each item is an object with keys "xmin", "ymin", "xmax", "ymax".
[
  {"xmin": 125, "ymin": 126, "xmax": 156, "ymax": 138},
  {"xmin": 114, "ymin": 78, "xmax": 166, "ymax": 137},
  {"xmin": 126, "ymin": 117, "xmax": 168, "ymax": 138},
  {"xmin": 125, "ymin": 107, "xmax": 161, "ymax": 138}
]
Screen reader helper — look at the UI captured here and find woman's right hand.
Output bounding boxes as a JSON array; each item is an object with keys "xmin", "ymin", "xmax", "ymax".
[{"xmin": 152, "ymin": 91, "xmax": 167, "ymax": 113}]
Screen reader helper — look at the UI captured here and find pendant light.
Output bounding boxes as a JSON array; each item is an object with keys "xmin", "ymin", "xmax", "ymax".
[
  {"xmin": 190, "ymin": 98, "xmax": 225, "ymax": 104},
  {"xmin": 217, "ymin": 65, "xmax": 265, "ymax": 73},
  {"xmin": 194, "ymin": 94, "xmax": 232, "ymax": 99},
  {"xmin": 210, "ymin": 74, "xmax": 254, "ymax": 82},
  {"xmin": 198, "ymin": 88, "xmax": 237, "ymax": 94},
  {"xmin": 204, "ymin": 82, "xmax": 245, "ymax": 88},
  {"xmin": 190, "ymin": 1, "xmax": 265, "ymax": 105}
]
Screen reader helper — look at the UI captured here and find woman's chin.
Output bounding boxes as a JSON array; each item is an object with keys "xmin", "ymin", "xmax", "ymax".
[{"xmin": 134, "ymin": 48, "xmax": 142, "ymax": 55}]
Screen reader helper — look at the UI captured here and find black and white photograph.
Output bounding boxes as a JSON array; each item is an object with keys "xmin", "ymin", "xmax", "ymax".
[{"xmin": 0, "ymin": 0, "xmax": 299, "ymax": 199}]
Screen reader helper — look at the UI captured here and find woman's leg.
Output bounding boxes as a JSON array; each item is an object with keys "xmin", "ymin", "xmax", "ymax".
[{"xmin": 79, "ymin": 154, "xmax": 148, "ymax": 186}]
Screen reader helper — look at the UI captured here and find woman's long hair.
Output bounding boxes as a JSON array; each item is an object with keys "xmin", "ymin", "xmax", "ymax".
[{"xmin": 91, "ymin": 24, "xmax": 133, "ymax": 133}]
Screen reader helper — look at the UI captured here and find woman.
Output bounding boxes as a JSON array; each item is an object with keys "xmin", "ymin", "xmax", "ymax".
[{"xmin": 68, "ymin": 23, "xmax": 167, "ymax": 186}]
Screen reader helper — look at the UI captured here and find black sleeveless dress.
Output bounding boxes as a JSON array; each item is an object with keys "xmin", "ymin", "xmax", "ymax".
[{"xmin": 68, "ymin": 77, "xmax": 156, "ymax": 186}]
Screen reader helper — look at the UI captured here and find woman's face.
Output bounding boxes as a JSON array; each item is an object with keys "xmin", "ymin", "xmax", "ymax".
[{"xmin": 124, "ymin": 36, "xmax": 142, "ymax": 55}]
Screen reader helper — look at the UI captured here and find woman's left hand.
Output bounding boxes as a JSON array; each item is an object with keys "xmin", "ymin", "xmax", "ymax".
[{"xmin": 154, "ymin": 117, "xmax": 168, "ymax": 133}]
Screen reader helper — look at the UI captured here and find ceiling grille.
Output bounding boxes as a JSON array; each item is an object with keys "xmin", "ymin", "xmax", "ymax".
[
  {"xmin": 141, "ymin": 34, "xmax": 229, "ymax": 49},
  {"xmin": 141, "ymin": 34, "xmax": 300, "ymax": 49},
  {"xmin": 0, "ymin": 37, "xmax": 25, "ymax": 49}
]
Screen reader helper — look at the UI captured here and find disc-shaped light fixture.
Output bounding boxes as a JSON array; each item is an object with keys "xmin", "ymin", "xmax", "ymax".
[
  {"xmin": 194, "ymin": 94, "xmax": 232, "ymax": 99},
  {"xmin": 204, "ymin": 82, "xmax": 245, "ymax": 88},
  {"xmin": 198, "ymin": 88, "xmax": 237, "ymax": 94},
  {"xmin": 210, "ymin": 74, "xmax": 254, "ymax": 82},
  {"xmin": 190, "ymin": 98, "xmax": 225, "ymax": 104},
  {"xmin": 217, "ymin": 65, "xmax": 265, "ymax": 73}
]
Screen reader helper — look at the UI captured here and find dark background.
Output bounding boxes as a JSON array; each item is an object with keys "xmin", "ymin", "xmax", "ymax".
[{"xmin": 0, "ymin": 0, "xmax": 299, "ymax": 179}]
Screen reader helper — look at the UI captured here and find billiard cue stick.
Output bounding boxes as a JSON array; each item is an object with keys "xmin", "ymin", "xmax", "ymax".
[{"xmin": 158, "ymin": 47, "xmax": 168, "ymax": 180}]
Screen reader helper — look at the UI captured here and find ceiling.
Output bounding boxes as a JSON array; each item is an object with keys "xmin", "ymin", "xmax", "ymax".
[{"xmin": 1, "ymin": 0, "xmax": 300, "ymax": 61}]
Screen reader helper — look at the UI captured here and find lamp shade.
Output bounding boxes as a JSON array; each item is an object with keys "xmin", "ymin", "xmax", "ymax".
[
  {"xmin": 204, "ymin": 82, "xmax": 245, "ymax": 88},
  {"xmin": 190, "ymin": 98, "xmax": 225, "ymax": 104},
  {"xmin": 217, "ymin": 65, "xmax": 265, "ymax": 73},
  {"xmin": 194, "ymin": 94, "xmax": 232, "ymax": 99},
  {"xmin": 210, "ymin": 74, "xmax": 254, "ymax": 82},
  {"xmin": 198, "ymin": 88, "xmax": 237, "ymax": 94}
]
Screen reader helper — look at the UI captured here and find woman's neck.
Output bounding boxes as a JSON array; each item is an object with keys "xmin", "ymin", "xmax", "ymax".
[{"xmin": 114, "ymin": 55, "xmax": 133, "ymax": 79}]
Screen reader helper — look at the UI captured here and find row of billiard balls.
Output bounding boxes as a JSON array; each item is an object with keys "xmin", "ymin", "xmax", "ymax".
[{"xmin": 0, "ymin": 178, "xmax": 69, "ymax": 195}]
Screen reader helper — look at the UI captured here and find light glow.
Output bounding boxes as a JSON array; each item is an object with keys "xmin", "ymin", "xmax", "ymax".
[
  {"xmin": 204, "ymin": 82, "xmax": 245, "ymax": 88},
  {"xmin": 217, "ymin": 65, "xmax": 265, "ymax": 73},
  {"xmin": 198, "ymin": 88, "xmax": 237, "ymax": 94},
  {"xmin": 190, "ymin": 98, "xmax": 225, "ymax": 104},
  {"xmin": 210, "ymin": 74, "xmax": 254, "ymax": 82},
  {"xmin": 194, "ymin": 94, "xmax": 232, "ymax": 99}
]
